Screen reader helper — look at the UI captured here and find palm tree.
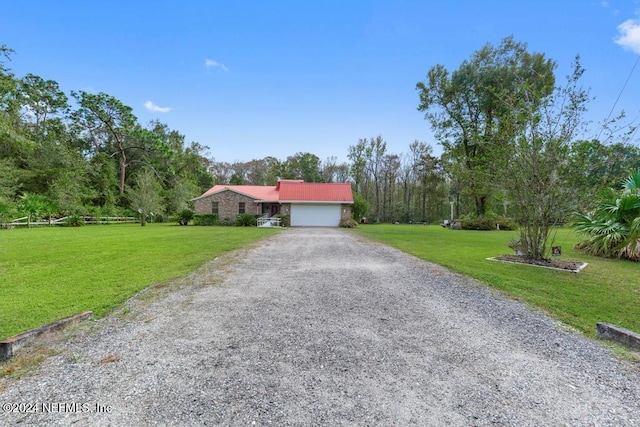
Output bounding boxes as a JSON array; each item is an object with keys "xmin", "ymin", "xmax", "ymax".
[
  {"xmin": 573, "ymin": 169, "xmax": 640, "ymax": 261},
  {"xmin": 19, "ymin": 193, "xmax": 45, "ymax": 228}
]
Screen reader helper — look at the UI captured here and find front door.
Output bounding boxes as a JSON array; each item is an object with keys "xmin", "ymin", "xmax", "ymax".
[{"xmin": 270, "ymin": 204, "xmax": 279, "ymax": 216}]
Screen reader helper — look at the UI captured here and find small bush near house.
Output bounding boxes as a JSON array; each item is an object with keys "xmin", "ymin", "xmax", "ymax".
[
  {"xmin": 275, "ymin": 214, "xmax": 290, "ymax": 227},
  {"xmin": 177, "ymin": 209, "xmax": 194, "ymax": 226},
  {"xmin": 339, "ymin": 218, "xmax": 359, "ymax": 228},
  {"xmin": 235, "ymin": 214, "xmax": 258, "ymax": 227},
  {"xmin": 193, "ymin": 214, "xmax": 217, "ymax": 226}
]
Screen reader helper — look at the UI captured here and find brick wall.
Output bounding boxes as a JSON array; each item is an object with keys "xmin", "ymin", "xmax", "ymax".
[
  {"xmin": 340, "ymin": 204, "xmax": 352, "ymax": 222},
  {"xmin": 193, "ymin": 190, "xmax": 260, "ymax": 221}
]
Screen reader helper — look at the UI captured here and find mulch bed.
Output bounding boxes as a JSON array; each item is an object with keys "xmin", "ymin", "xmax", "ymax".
[{"xmin": 492, "ymin": 255, "xmax": 588, "ymax": 273}]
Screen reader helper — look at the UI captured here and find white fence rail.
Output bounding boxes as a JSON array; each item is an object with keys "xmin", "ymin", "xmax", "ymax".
[
  {"xmin": 2, "ymin": 216, "xmax": 138, "ymax": 228},
  {"xmin": 257, "ymin": 215, "xmax": 282, "ymax": 228}
]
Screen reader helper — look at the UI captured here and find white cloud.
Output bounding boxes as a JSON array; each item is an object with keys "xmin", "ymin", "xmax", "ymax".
[
  {"xmin": 144, "ymin": 101, "xmax": 171, "ymax": 113},
  {"xmin": 614, "ymin": 19, "xmax": 640, "ymax": 53},
  {"xmin": 204, "ymin": 58, "xmax": 229, "ymax": 72}
]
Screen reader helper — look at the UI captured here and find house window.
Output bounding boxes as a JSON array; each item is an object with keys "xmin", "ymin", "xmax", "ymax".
[
  {"xmin": 239, "ymin": 202, "xmax": 246, "ymax": 214},
  {"xmin": 211, "ymin": 202, "xmax": 219, "ymax": 214}
]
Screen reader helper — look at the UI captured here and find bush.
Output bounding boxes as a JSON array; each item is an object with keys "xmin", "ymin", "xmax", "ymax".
[
  {"xmin": 339, "ymin": 218, "xmax": 359, "ymax": 228},
  {"xmin": 193, "ymin": 213, "xmax": 218, "ymax": 226},
  {"xmin": 235, "ymin": 214, "xmax": 258, "ymax": 227},
  {"xmin": 65, "ymin": 214, "xmax": 85, "ymax": 227},
  {"xmin": 177, "ymin": 209, "xmax": 194, "ymax": 226},
  {"xmin": 459, "ymin": 215, "xmax": 517, "ymax": 231},
  {"xmin": 495, "ymin": 216, "xmax": 518, "ymax": 230},
  {"xmin": 275, "ymin": 214, "xmax": 290, "ymax": 227}
]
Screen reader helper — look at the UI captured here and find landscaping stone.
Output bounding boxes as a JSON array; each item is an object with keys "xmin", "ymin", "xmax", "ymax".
[
  {"xmin": 0, "ymin": 311, "xmax": 93, "ymax": 361},
  {"xmin": 596, "ymin": 322, "xmax": 640, "ymax": 350}
]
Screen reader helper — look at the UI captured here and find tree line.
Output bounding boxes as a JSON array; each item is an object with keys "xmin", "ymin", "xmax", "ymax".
[
  {"xmin": 2, "ymin": 38, "xmax": 640, "ymax": 254},
  {"xmin": 0, "ymin": 44, "xmax": 214, "ymax": 223}
]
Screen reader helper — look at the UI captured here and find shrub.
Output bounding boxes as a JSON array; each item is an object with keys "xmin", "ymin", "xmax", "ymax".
[
  {"xmin": 65, "ymin": 214, "xmax": 85, "ymax": 227},
  {"xmin": 275, "ymin": 214, "xmax": 290, "ymax": 227},
  {"xmin": 235, "ymin": 214, "xmax": 258, "ymax": 227},
  {"xmin": 458, "ymin": 215, "xmax": 516, "ymax": 231},
  {"xmin": 495, "ymin": 216, "xmax": 518, "ymax": 230},
  {"xmin": 177, "ymin": 209, "xmax": 194, "ymax": 226},
  {"xmin": 573, "ymin": 169, "xmax": 640, "ymax": 261},
  {"xmin": 339, "ymin": 218, "xmax": 359, "ymax": 228},
  {"xmin": 193, "ymin": 213, "xmax": 218, "ymax": 226}
]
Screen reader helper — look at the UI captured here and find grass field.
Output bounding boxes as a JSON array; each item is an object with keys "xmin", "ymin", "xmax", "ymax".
[
  {"xmin": 0, "ymin": 224, "xmax": 279, "ymax": 340},
  {"xmin": 353, "ymin": 224, "xmax": 640, "ymax": 338}
]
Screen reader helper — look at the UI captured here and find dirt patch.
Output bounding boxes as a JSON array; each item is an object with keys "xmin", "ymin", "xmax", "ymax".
[{"xmin": 493, "ymin": 255, "xmax": 587, "ymax": 272}]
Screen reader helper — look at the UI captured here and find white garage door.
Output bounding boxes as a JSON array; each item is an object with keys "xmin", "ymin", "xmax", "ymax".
[{"xmin": 290, "ymin": 204, "xmax": 341, "ymax": 227}]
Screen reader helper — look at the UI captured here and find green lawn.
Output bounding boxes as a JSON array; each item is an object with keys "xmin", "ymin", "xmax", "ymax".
[
  {"xmin": 0, "ymin": 224, "xmax": 279, "ymax": 340},
  {"xmin": 353, "ymin": 224, "xmax": 640, "ymax": 337}
]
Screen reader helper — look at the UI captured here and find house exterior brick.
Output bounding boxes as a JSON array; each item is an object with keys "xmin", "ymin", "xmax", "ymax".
[
  {"xmin": 193, "ymin": 190, "xmax": 260, "ymax": 222},
  {"xmin": 340, "ymin": 204, "xmax": 352, "ymax": 222}
]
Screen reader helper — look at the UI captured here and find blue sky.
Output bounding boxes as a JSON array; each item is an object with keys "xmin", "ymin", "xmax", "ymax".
[{"xmin": 2, "ymin": 0, "xmax": 640, "ymax": 163}]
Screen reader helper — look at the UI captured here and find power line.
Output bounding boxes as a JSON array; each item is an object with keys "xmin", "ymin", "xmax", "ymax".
[{"xmin": 596, "ymin": 54, "xmax": 640, "ymax": 142}]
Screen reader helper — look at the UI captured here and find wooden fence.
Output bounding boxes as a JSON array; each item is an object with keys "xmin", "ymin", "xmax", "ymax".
[{"xmin": 2, "ymin": 216, "xmax": 138, "ymax": 228}]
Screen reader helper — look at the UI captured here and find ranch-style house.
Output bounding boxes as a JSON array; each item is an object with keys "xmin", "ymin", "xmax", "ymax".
[{"xmin": 193, "ymin": 180, "xmax": 354, "ymax": 227}]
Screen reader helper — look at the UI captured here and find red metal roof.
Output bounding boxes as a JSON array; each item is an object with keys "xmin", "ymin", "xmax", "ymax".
[
  {"xmin": 277, "ymin": 182, "xmax": 354, "ymax": 203},
  {"xmin": 196, "ymin": 185, "xmax": 279, "ymax": 201},
  {"xmin": 196, "ymin": 182, "xmax": 353, "ymax": 203}
]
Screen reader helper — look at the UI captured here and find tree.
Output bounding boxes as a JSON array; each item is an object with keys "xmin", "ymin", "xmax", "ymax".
[
  {"xmin": 18, "ymin": 193, "xmax": 51, "ymax": 227},
  {"xmin": 128, "ymin": 169, "xmax": 163, "ymax": 226},
  {"xmin": 18, "ymin": 74, "xmax": 68, "ymax": 136},
  {"xmin": 283, "ymin": 152, "xmax": 323, "ymax": 182},
  {"xmin": 363, "ymin": 135, "xmax": 387, "ymax": 222},
  {"xmin": 71, "ymin": 91, "xmax": 137, "ymax": 195},
  {"xmin": 417, "ymin": 36, "xmax": 555, "ymax": 218},
  {"xmin": 380, "ymin": 154, "xmax": 400, "ymax": 221},
  {"xmin": 347, "ymin": 140, "xmax": 367, "ymax": 193},
  {"xmin": 568, "ymin": 139, "xmax": 640, "ymax": 210},
  {"xmin": 351, "ymin": 191, "xmax": 370, "ymax": 222},
  {"xmin": 499, "ymin": 57, "xmax": 589, "ymax": 259}
]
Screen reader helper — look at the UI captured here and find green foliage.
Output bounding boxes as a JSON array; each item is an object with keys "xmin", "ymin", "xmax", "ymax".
[
  {"xmin": 498, "ymin": 56, "xmax": 588, "ymax": 260},
  {"xmin": 354, "ymin": 224, "xmax": 640, "ymax": 337},
  {"xmin": 573, "ymin": 170, "xmax": 640, "ymax": 261},
  {"xmin": 64, "ymin": 214, "xmax": 85, "ymax": 227},
  {"xmin": 229, "ymin": 173, "xmax": 244, "ymax": 185},
  {"xmin": 193, "ymin": 213, "xmax": 218, "ymax": 226},
  {"xmin": 459, "ymin": 215, "xmax": 517, "ymax": 231},
  {"xmin": 274, "ymin": 214, "xmax": 290, "ymax": 227},
  {"xmin": 417, "ymin": 36, "xmax": 556, "ymax": 218},
  {"xmin": 176, "ymin": 209, "xmax": 194, "ymax": 226},
  {"xmin": 351, "ymin": 191, "xmax": 370, "ymax": 221},
  {"xmin": 272, "ymin": 152, "xmax": 323, "ymax": 182},
  {"xmin": 0, "ymin": 224, "xmax": 279, "ymax": 340},
  {"xmin": 127, "ymin": 169, "xmax": 164, "ymax": 226},
  {"xmin": 339, "ymin": 218, "xmax": 359, "ymax": 228},
  {"xmin": 235, "ymin": 213, "xmax": 258, "ymax": 227}
]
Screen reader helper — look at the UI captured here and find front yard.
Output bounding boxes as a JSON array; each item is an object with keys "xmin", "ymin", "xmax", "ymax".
[{"xmin": 0, "ymin": 224, "xmax": 279, "ymax": 340}]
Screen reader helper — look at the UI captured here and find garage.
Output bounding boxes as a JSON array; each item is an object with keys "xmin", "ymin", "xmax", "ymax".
[{"xmin": 290, "ymin": 203, "xmax": 342, "ymax": 227}]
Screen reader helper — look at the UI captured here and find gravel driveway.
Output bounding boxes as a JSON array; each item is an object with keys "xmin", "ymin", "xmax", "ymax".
[{"xmin": 1, "ymin": 228, "xmax": 639, "ymax": 426}]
